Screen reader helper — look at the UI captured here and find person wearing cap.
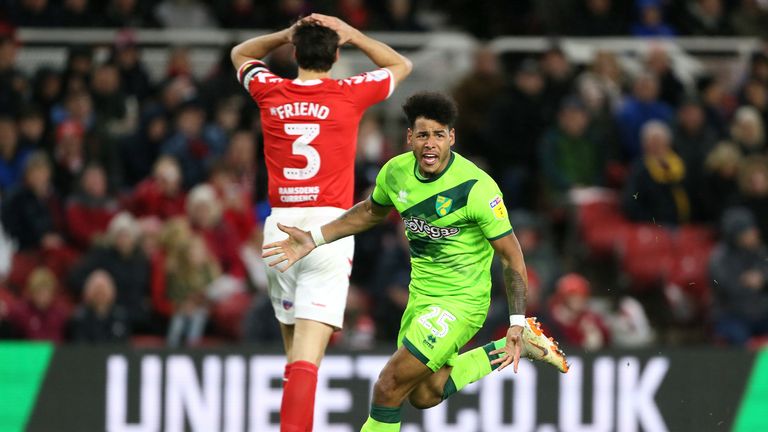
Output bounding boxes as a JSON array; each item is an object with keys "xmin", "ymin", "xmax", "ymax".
[
  {"xmin": 709, "ymin": 207, "xmax": 768, "ymax": 345},
  {"xmin": 546, "ymin": 273, "xmax": 611, "ymax": 350}
]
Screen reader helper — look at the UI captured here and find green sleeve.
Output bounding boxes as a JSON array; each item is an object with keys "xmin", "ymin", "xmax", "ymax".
[
  {"xmin": 370, "ymin": 163, "xmax": 393, "ymax": 207},
  {"xmin": 467, "ymin": 177, "xmax": 513, "ymax": 241}
]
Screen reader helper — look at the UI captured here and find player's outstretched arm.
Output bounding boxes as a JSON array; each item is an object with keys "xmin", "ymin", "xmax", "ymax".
[
  {"xmin": 308, "ymin": 13, "xmax": 412, "ymax": 85},
  {"xmin": 230, "ymin": 19, "xmax": 306, "ymax": 71},
  {"xmin": 263, "ymin": 198, "xmax": 392, "ymax": 272},
  {"xmin": 488, "ymin": 232, "xmax": 528, "ymax": 373}
]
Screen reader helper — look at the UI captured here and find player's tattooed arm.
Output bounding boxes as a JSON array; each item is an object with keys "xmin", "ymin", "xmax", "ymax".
[
  {"xmin": 323, "ymin": 198, "xmax": 392, "ymax": 243},
  {"xmin": 490, "ymin": 232, "xmax": 528, "ymax": 315}
]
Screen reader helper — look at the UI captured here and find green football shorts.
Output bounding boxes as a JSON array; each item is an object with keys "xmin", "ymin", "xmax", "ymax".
[{"xmin": 397, "ymin": 293, "xmax": 485, "ymax": 371}]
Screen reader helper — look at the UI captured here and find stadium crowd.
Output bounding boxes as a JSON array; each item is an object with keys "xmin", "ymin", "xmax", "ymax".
[{"xmin": 1, "ymin": 0, "xmax": 768, "ymax": 349}]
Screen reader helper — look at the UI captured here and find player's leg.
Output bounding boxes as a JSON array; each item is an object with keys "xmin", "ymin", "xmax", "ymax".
[
  {"xmin": 360, "ymin": 346, "xmax": 434, "ymax": 431},
  {"xmin": 282, "ymin": 229, "xmax": 354, "ymax": 432}
]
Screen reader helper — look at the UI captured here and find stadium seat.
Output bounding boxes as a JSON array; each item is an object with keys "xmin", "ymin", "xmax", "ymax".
[
  {"xmin": 619, "ymin": 224, "xmax": 676, "ymax": 290},
  {"xmin": 577, "ymin": 200, "xmax": 631, "ymax": 258}
]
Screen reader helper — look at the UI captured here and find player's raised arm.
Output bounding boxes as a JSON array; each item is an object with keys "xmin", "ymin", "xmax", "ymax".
[
  {"xmin": 309, "ymin": 13, "xmax": 413, "ymax": 86},
  {"xmin": 230, "ymin": 19, "xmax": 305, "ymax": 70},
  {"xmin": 263, "ymin": 198, "xmax": 392, "ymax": 272},
  {"xmin": 488, "ymin": 232, "xmax": 528, "ymax": 372}
]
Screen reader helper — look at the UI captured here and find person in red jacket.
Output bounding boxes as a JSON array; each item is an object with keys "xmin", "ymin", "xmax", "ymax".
[
  {"xmin": 123, "ymin": 155, "xmax": 186, "ymax": 219},
  {"xmin": 547, "ymin": 273, "xmax": 611, "ymax": 350},
  {"xmin": 66, "ymin": 163, "xmax": 119, "ymax": 250},
  {"xmin": 6, "ymin": 267, "xmax": 68, "ymax": 342}
]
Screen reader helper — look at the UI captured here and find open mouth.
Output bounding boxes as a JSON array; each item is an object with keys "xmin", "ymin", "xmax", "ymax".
[{"xmin": 422, "ymin": 153, "xmax": 438, "ymax": 167}]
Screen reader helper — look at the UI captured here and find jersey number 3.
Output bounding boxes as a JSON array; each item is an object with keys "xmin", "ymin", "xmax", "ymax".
[
  {"xmin": 283, "ymin": 123, "xmax": 321, "ymax": 180},
  {"xmin": 418, "ymin": 306, "xmax": 456, "ymax": 338}
]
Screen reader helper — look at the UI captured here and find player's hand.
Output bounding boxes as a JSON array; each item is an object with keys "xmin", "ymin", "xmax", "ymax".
[
  {"xmin": 308, "ymin": 13, "xmax": 360, "ymax": 45},
  {"xmin": 262, "ymin": 223, "xmax": 316, "ymax": 272},
  {"xmin": 490, "ymin": 325, "xmax": 523, "ymax": 373}
]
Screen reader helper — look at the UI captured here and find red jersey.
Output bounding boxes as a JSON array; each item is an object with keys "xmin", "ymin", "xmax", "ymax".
[{"xmin": 237, "ymin": 60, "xmax": 393, "ymax": 209}]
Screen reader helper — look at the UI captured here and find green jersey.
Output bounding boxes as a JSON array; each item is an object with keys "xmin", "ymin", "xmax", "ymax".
[{"xmin": 371, "ymin": 151, "xmax": 513, "ymax": 310}]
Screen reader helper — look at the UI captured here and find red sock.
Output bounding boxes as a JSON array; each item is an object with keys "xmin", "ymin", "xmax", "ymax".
[{"xmin": 280, "ymin": 361, "xmax": 318, "ymax": 432}]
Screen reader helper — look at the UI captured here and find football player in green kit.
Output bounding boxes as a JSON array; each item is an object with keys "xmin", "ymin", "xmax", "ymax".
[{"xmin": 263, "ymin": 92, "xmax": 569, "ymax": 431}]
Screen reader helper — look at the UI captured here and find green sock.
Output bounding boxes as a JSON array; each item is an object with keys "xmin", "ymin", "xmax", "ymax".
[
  {"xmin": 442, "ymin": 338, "xmax": 505, "ymax": 400},
  {"xmin": 360, "ymin": 405, "xmax": 401, "ymax": 432}
]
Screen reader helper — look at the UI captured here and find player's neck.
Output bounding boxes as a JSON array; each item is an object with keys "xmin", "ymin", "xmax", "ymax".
[{"xmin": 297, "ymin": 68, "xmax": 330, "ymax": 81}]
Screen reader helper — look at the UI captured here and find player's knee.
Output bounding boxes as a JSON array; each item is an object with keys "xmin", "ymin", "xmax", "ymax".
[
  {"xmin": 408, "ymin": 392, "xmax": 440, "ymax": 410},
  {"xmin": 373, "ymin": 373, "xmax": 403, "ymax": 403}
]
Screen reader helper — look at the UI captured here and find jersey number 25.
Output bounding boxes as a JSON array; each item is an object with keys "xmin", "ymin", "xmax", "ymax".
[{"xmin": 283, "ymin": 123, "xmax": 320, "ymax": 180}]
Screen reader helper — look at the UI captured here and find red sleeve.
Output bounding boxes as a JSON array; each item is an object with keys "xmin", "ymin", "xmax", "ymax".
[
  {"xmin": 150, "ymin": 253, "xmax": 173, "ymax": 317},
  {"xmin": 236, "ymin": 60, "xmax": 284, "ymax": 104},
  {"xmin": 340, "ymin": 68, "xmax": 394, "ymax": 111}
]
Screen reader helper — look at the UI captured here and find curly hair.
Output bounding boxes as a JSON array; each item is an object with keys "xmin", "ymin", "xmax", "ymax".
[
  {"xmin": 292, "ymin": 21, "xmax": 339, "ymax": 72},
  {"xmin": 402, "ymin": 92, "xmax": 459, "ymax": 129}
]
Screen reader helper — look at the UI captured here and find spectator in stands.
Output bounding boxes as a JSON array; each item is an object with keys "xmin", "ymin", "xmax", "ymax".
[
  {"xmin": 31, "ymin": 68, "xmax": 62, "ymax": 125},
  {"xmin": 578, "ymin": 50, "xmax": 626, "ymax": 112},
  {"xmin": 623, "ymin": 121, "xmax": 691, "ymax": 225},
  {"xmin": 680, "ymin": 0, "xmax": 732, "ymax": 36},
  {"xmin": 452, "ymin": 46, "xmax": 504, "ymax": 161},
  {"xmin": 546, "ymin": 273, "xmax": 611, "ymax": 350},
  {"xmin": 154, "ymin": 0, "xmax": 217, "ymax": 28},
  {"xmin": 1, "ymin": 152, "xmax": 66, "ymax": 252},
  {"xmin": 60, "ymin": 0, "xmax": 95, "ymax": 27},
  {"xmin": 698, "ymin": 75, "xmax": 731, "ymax": 138},
  {"xmin": 68, "ymin": 212, "xmax": 150, "ymax": 329},
  {"xmin": 741, "ymin": 79, "xmax": 768, "ymax": 127},
  {"xmin": 61, "ymin": 47, "xmax": 93, "ymax": 96},
  {"xmin": 186, "ymin": 184, "xmax": 245, "ymax": 277},
  {"xmin": 166, "ymin": 234, "xmax": 219, "ymax": 347},
  {"xmin": 165, "ymin": 46, "xmax": 195, "ymax": 80},
  {"xmin": 215, "ymin": 0, "xmax": 267, "ymax": 28},
  {"xmin": 570, "ymin": 0, "xmax": 627, "ymax": 36},
  {"xmin": 710, "ymin": 207, "xmax": 768, "ymax": 345},
  {"xmin": 673, "ymin": 98, "xmax": 718, "ymax": 219},
  {"xmin": 339, "ymin": 285, "xmax": 375, "ymax": 350},
  {"xmin": 701, "ymin": 142, "xmax": 742, "ymax": 222},
  {"xmin": 90, "ymin": 62, "xmax": 129, "ymax": 134},
  {"xmin": 747, "ymin": 52, "xmax": 768, "ymax": 87},
  {"xmin": 539, "ymin": 96, "xmax": 604, "ymax": 205},
  {"xmin": 8, "ymin": 0, "xmax": 57, "ymax": 27},
  {"xmin": 731, "ymin": 106, "xmax": 765, "ymax": 156},
  {"xmin": 208, "ymin": 162, "xmax": 254, "ymax": 243},
  {"xmin": 16, "ymin": 106, "xmax": 46, "ymax": 150},
  {"xmin": 381, "ymin": 0, "xmax": 425, "ymax": 31},
  {"xmin": 616, "ymin": 72, "xmax": 674, "ymax": 161},
  {"xmin": 204, "ymin": 98, "xmax": 242, "ymax": 152},
  {"xmin": 731, "ymin": 0, "xmax": 768, "ymax": 37},
  {"xmin": 645, "ymin": 46, "xmax": 685, "ymax": 107},
  {"xmin": 631, "ymin": 0, "xmax": 676, "ymax": 37},
  {"xmin": 120, "ymin": 108, "xmax": 167, "ymax": 187},
  {"xmin": 540, "ymin": 47, "xmax": 577, "ymax": 119},
  {"xmin": 222, "ymin": 129, "xmax": 256, "ymax": 187},
  {"xmin": 6, "ymin": 267, "xmax": 67, "ymax": 342},
  {"xmin": 0, "ymin": 34, "xmax": 26, "ymax": 117},
  {"xmin": 509, "ymin": 210, "xmax": 562, "ymax": 294},
  {"xmin": 486, "ymin": 58, "xmax": 548, "ymax": 208},
  {"xmin": 0, "ymin": 115, "xmax": 30, "ymax": 193},
  {"xmin": 367, "ymin": 224, "xmax": 410, "ymax": 340},
  {"xmin": 737, "ymin": 156, "xmax": 768, "ymax": 244},
  {"xmin": 103, "ymin": 0, "xmax": 159, "ymax": 28},
  {"xmin": 124, "ymin": 155, "xmax": 186, "ymax": 219},
  {"xmin": 337, "ymin": 0, "xmax": 373, "ymax": 30},
  {"xmin": 111, "ymin": 31, "xmax": 152, "ymax": 101},
  {"xmin": 51, "ymin": 120, "xmax": 86, "ymax": 196},
  {"xmin": 65, "ymin": 164, "xmax": 119, "ymax": 250},
  {"xmin": 69, "ymin": 270, "xmax": 130, "ymax": 343},
  {"xmin": 162, "ymin": 100, "xmax": 225, "ymax": 188}
]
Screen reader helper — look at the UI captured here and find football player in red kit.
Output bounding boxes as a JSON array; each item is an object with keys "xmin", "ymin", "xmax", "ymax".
[{"xmin": 231, "ymin": 14, "xmax": 412, "ymax": 431}]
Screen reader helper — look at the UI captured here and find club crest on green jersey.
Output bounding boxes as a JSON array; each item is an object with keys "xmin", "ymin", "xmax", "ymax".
[{"xmin": 435, "ymin": 195, "xmax": 453, "ymax": 217}]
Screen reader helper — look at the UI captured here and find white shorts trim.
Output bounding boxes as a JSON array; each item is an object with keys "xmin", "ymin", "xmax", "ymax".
[{"xmin": 263, "ymin": 207, "xmax": 353, "ymax": 329}]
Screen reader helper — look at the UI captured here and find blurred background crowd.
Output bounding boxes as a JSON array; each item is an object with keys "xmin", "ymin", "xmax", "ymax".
[{"xmin": 1, "ymin": 0, "xmax": 768, "ymax": 352}]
